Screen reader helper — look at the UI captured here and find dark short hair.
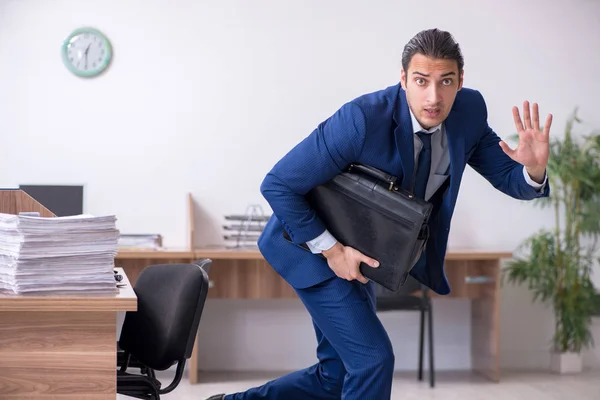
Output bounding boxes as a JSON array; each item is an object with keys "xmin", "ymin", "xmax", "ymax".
[{"xmin": 401, "ymin": 28, "xmax": 464, "ymax": 75}]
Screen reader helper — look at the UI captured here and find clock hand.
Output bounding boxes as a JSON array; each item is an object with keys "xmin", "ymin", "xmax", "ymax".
[{"xmin": 84, "ymin": 44, "xmax": 91, "ymax": 69}]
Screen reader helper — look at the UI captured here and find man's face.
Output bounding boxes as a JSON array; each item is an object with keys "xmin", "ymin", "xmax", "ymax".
[{"xmin": 400, "ymin": 53, "xmax": 463, "ymax": 130}]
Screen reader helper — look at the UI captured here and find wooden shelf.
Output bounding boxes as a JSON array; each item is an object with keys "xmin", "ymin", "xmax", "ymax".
[
  {"xmin": 116, "ymin": 249, "xmax": 196, "ymax": 259},
  {"xmin": 193, "ymin": 246, "xmax": 512, "ymax": 261},
  {"xmin": 194, "ymin": 247, "xmax": 264, "ymax": 260}
]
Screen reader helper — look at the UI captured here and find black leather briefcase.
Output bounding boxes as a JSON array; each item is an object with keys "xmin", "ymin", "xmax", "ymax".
[{"xmin": 284, "ymin": 163, "xmax": 434, "ymax": 292}]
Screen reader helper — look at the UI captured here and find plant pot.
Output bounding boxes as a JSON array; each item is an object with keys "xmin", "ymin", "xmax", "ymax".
[{"xmin": 550, "ymin": 351, "xmax": 583, "ymax": 374}]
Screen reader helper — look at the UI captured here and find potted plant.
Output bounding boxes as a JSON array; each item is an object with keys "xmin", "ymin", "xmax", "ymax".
[{"xmin": 503, "ymin": 108, "xmax": 600, "ymax": 374}]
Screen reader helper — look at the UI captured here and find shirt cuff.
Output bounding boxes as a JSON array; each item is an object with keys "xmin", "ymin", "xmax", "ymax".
[
  {"xmin": 305, "ymin": 229, "xmax": 337, "ymax": 254},
  {"xmin": 523, "ymin": 166, "xmax": 547, "ymax": 192}
]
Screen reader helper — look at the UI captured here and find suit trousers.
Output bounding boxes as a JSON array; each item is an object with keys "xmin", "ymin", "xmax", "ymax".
[{"xmin": 224, "ymin": 275, "xmax": 395, "ymax": 400}]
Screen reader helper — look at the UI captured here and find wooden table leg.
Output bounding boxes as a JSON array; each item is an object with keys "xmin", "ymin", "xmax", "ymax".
[
  {"xmin": 470, "ymin": 260, "xmax": 501, "ymax": 382},
  {"xmin": 0, "ymin": 311, "xmax": 117, "ymax": 399}
]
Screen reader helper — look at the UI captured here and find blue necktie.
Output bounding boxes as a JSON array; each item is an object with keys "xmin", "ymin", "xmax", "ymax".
[{"xmin": 413, "ymin": 131, "xmax": 433, "ymax": 200}]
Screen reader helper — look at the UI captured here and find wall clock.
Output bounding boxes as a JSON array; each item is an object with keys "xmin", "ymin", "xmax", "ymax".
[{"xmin": 61, "ymin": 27, "xmax": 112, "ymax": 78}]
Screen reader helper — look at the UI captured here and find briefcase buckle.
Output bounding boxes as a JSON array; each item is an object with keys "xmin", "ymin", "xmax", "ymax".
[{"xmin": 391, "ymin": 184, "xmax": 413, "ymax": 197}]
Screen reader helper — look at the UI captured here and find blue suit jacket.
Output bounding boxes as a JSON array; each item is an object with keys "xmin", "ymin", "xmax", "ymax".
[{"xmin": 257, "ymin": 84, "xmax": 549, "ymax": 295}]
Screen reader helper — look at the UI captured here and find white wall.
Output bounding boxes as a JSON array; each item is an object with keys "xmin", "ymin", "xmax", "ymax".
[{"xmin": 2, "ymin": 0, "xmax": 600, "ymax": 372}]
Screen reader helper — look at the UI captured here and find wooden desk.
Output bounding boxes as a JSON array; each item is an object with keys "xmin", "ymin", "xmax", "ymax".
[
  {"xmin": 0, "ymin": 268, "xmax": 137, "ymax": 399},
  {"xmin": 192, "ymin": 247, "xmax": 510, "ymax": 384},
  {"xmin": 115, "ymin": 247, "xmax": 510, "ymax": 385}
]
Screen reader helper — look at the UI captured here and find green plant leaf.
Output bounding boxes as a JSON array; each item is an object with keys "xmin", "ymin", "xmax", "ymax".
[{"xmin": 504, "ymin": 107, "xmax": 600, "ymax": 353}]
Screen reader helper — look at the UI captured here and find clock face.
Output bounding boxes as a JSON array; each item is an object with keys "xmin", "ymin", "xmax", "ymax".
[{"xmin": 62, "ymin": 27, "xmax": 112, "ymax": 77}]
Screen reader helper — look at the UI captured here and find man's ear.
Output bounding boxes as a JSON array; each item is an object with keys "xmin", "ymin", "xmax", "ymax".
[
  {"xmin": 458, "ymin": 69, "xmax": 464, "ymax": 91},
  {"xmin": 400, "ymin": 69, "xmax": 407, "ymax": 90}
]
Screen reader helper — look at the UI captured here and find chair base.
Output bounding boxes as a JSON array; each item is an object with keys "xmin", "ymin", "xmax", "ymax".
[{"xmin": 117, "ymin": 370, "xmax": 162, "ymax": 399}]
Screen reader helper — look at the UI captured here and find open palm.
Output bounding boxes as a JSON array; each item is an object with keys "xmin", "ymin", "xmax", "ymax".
[{"xmin": 499, "ymin": 101, "xmax": 553, "ymax": 177}]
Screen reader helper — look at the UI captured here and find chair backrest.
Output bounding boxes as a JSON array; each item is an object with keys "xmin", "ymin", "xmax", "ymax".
[
  {"xmin": 192, "ymin": 258, "xmax": 212, "ymax": 274},
  {"xmin": 118, "ymin": 260, "xmax": 211, "ymax": 371}
]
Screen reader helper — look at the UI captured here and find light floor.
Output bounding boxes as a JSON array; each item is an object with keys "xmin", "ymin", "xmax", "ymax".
[{"xmin": 117, "ymin": 369, "xmax": 600, "ymax": 400}]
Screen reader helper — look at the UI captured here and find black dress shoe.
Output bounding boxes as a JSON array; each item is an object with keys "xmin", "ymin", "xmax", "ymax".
[{"xmin": 206, "ymin": 395, "xmax": 225, "ymax": 400}]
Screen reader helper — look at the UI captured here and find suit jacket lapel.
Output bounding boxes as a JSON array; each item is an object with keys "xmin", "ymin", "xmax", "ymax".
[{"xmin": 393, "ymin": 86, "xmax": 415, "ymax": 191}]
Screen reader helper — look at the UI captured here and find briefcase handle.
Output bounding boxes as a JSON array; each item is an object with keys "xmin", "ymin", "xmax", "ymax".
[{"xmin": 348, "ymin": 163, "xmax": 397, "ymax": 191}]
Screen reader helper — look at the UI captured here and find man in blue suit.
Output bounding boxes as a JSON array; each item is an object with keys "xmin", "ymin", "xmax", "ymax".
[{"xmin": 208, "ymin": 28, "xmax": 552, "ymax": 400}]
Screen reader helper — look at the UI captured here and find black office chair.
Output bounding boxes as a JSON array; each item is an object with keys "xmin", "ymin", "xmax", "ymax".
[
  {"xmin": 375, "ymin": 275, "xmax": 435, "ymax": 388},
  {"xmin": 117, "ymin": 259, "xmax": 212, "ymax": 399}
]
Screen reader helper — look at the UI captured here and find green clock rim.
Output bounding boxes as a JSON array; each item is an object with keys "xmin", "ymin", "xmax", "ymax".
[{"xmin": 61, "ymin": 27, "xmax": 112, "ymax": 78}]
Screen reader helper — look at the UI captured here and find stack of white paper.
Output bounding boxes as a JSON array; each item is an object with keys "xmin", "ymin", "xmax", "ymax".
[{"xmin": 0, "ymin": 213, "xmax": 120, "ymax": 295}]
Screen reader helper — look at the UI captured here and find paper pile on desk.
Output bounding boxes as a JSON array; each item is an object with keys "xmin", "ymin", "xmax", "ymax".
[{"xmin": 0, "ymin": 213, "xmax": 120, "ymax": 295}]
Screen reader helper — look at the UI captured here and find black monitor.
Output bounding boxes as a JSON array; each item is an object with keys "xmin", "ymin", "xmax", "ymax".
[{"xmin": 19, "ymin": 185, "xmax": 84, "ymax": 217}]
